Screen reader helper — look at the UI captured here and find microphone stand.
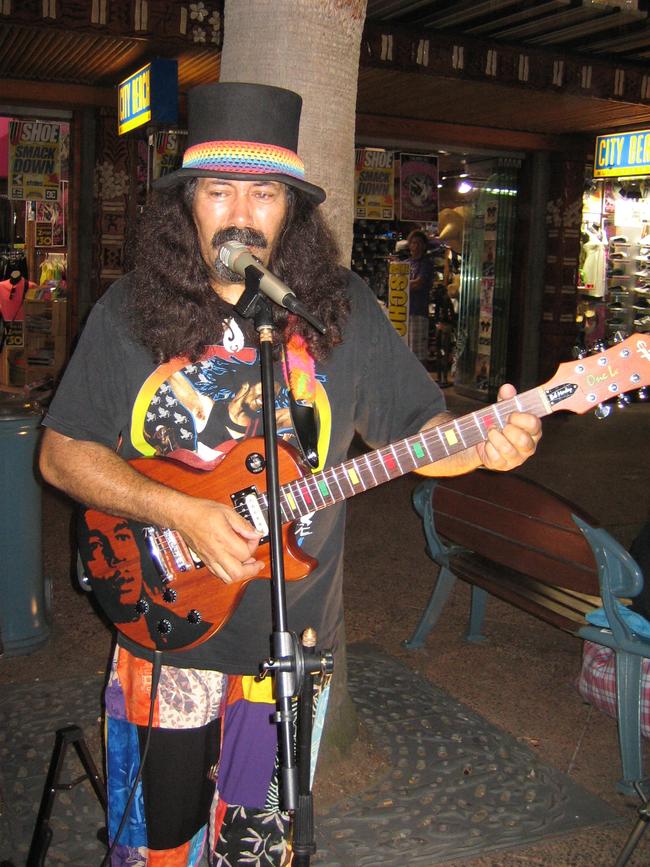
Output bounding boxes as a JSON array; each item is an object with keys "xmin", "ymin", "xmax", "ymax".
[{"xmin": 234, "ymin": 265, "xmax": 333, "ymax": 866}]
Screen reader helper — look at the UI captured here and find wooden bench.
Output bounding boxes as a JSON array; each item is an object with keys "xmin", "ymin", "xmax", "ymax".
[{"xmin": 405, "ymin": 471, "xmax": 647, "ymax": 794}]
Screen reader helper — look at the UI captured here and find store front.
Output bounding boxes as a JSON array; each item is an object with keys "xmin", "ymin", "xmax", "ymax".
[
  {"xmin": 351, "ymin": 143, "xmax": 522, "ymax": 399},
  {"xmin": 577, "ymin": 128, "xmax": 650, "ymax": 351},
  {"xmin": 0, "ymin": 109, "xmax": 72, "ymax": 394}
]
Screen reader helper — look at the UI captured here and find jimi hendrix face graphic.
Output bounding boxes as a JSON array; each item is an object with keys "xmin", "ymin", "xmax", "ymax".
[
  {"xmin": 136, "ymin": 349, "xmax": 293, "ymax": 468},
  {"xmin": 79, "ymin": 511, "xmax": 145, "ymax": 623}
]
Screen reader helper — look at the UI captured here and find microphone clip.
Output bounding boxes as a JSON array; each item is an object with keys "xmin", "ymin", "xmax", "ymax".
[{"xmin": 233, "ymin": 264, "xmax": 270, "ymax": 324}]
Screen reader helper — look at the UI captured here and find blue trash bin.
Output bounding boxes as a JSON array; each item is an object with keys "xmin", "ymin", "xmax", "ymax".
[{"xmin": 0, "ymin": 392, "xmax": 50, "ymax": 656}]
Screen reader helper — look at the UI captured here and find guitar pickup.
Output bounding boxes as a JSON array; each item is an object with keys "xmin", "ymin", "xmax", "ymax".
[
  {"xmin": 231, "ymin": 486, "xmax": 269, "ymax": 541},
  {"xmin": 144, "ymin": 526, "xmax": 195, "ymax": 584}
]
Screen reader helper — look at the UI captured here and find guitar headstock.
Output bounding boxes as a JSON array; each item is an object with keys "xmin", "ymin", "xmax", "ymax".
[{"xmin": 543, "ymin": 333, "xmax": 650, "ymax": 415}]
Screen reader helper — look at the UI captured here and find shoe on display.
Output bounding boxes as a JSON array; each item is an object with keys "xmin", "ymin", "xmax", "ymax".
[
  {"xmin": 608, "ymin": 285, "xmax": 628, "ymax": 294},
  {"xmin": 609, "ymin": 252, "xmax": 629, "ymax": 260},
  {"xmin": 609, "ymin": 235, "xmax": 629, "ymax": 243},
  {"xmin": 608, "ymin": 301, "xmax": 625, "ymax": 311},
  {"xmin": 634, "ymin": 315, "xmax": 650, "ymax": 330},
  {"xmin": 633, "ymin": 298, "xmax": 650, "ymax": 310},
  {"xmin": 607, "ymin": 317, "xmax": 626, "ymax": 327},
  {"xmin": 635, "ymin": 268, "xmax": 650, "ymax": 278}
]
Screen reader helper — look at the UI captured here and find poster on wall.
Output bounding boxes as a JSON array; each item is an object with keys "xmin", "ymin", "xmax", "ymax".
[
  {"xmin": 8, "ymin": 120, "xmax": 62, "ymax": 201},
  {"xmin": 387, "ymin": 260, "xmax": 410, "ymax": 341},
  {"xmin": 152, "ymin": 130, "xmax": 187, "ymax": 181},
  {"xmin": 476, "ymin": 276, "xmax": 494, "ymax": 389},
  {"xmin": 475, "ymin": 221, "xmax": 497, "ymax": 388},
  {"xmin": 29, "ymin": 182, "xmax": 67, "ymax": 247},
  {"xmin": 399, "ymin": 153, "xmax": 438, "ymax": 223},
  {"xmin": 354, "ymin": 148, "xmax": 394, "ymax": 220}
]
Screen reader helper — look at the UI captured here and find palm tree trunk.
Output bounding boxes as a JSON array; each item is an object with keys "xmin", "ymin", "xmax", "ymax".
[
  {"xmin": 220, "ymin": 0, "xmax": 369, "ymax": 768},
  {"xmin": 220, "ymin": 0, "xmax": 367, "ymax": 265}
]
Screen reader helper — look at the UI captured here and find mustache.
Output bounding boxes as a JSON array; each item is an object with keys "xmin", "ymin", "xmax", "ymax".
[{"xmin": 211, "ymin": 227, "xmax": 268, "ymax": 250}]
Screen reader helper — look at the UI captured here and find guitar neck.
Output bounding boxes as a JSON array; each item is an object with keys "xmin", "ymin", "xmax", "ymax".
[{"xmin": 271, "ymin": 385, "xmax": 550, "ymax": 524}]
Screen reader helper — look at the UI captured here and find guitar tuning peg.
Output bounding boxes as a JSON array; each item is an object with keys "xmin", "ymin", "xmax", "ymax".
[
  {"xmin": 594, "ymin": 402, "xmax": 613, "ymax": 420},
  {"xmin": 611, "ymin": 330, "xmax": 627, "ymax": 344},
  {"xmin": 637, "ymin": 386, "xmax": 648, "ymax": 401},
  {"xmin": 591, "ymin": 339, "xmax": 607, "ymax": 354},
  {"xmin": 616, "ymin": 393, "xmax": 631, "ymax": 410},
  {"xmin": 572, "ymin": 344, "xmax": 587, "ymax": 359}
]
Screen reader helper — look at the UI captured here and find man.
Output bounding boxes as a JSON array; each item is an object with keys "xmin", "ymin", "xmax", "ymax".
[
  {"xmin": 39, "ymin": 82, "xmax": 541, "ymax": 866},
  {"xmin": 406, "ymin": 228, "xmax": 435, "ymax": 363}
]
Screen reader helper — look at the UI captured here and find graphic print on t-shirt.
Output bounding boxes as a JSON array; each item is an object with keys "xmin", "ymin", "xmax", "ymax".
[{"xmin": 129, "ymin": 344, "xmax": 332, "ymax": 541}]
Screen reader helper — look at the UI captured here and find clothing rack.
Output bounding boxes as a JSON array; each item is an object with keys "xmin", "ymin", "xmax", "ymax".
[{"xmin": 0, "ymin": 246, "xmax": 28, "ymax": 281}]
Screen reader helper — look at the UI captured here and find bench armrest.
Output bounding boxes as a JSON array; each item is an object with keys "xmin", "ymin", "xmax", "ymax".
[
  {"xmin": 413, "ymin": 479, "xmax": 468, "ymax": 566},
  {"xmin": 574, "ymin": 515, "xmax": 649, "ymax": 653}
]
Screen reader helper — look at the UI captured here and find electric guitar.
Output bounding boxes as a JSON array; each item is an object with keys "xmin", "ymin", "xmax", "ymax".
[{"xmin": 80, "ymin": 334, "xmax": 650, "ymax": 652}]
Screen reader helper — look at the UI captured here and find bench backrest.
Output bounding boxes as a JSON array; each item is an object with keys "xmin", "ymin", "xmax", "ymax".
[{"xmin": 432, "ymin": 471, "xmax": 600, "ymax": 596}]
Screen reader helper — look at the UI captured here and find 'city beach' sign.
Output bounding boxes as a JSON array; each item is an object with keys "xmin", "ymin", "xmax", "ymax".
[
  {"xmin": 594, "ymin": 129, "xmax": 650, "ymax": 178},
  {"xmin": 118, "ymin": 60, "xmax": 178, "ymax": 135}
]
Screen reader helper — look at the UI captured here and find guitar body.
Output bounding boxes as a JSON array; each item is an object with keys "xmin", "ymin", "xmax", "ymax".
[{"xmin": 79, "ymin": 437, "xmax": 317, "ymax": 652}]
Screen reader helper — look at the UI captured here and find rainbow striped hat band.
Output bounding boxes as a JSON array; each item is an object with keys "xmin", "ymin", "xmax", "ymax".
[
  {"xmin": 182, "ymin": 140, "xmax": 306, "ymax": 182},
  {"xmin": 153, "ymin": 82, "xmax": 326, "ymax": 204}
]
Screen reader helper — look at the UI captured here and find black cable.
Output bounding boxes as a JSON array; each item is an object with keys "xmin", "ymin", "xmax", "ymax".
[{"xmin": 99, "ymin": 650, "xmax": 163, "ymax": 867}]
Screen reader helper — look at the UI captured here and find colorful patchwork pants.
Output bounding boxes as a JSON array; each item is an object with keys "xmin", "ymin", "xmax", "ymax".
[{"xmin": 104, "ymin": 644, "xmax": 314, "ymax": 866}]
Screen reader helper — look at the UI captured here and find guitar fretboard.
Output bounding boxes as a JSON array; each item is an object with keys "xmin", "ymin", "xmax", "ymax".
[{"xmin": 256, "ymin": 386, "xmax": 549, "ymax": 525}]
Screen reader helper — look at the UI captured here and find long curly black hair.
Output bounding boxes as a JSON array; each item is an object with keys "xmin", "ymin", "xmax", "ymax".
[{"xmin": 129, "ymin": 179, "xmax": 350, "ymax": 363}]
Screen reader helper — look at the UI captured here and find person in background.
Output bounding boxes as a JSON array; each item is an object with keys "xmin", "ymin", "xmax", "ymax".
[
  {"xmin": 406, "ymin": 228, "xmax": 435, "ymax": 365},
  {"xmin": 38, "ymin": 82, "xmax": 542, "ymax": 866}
]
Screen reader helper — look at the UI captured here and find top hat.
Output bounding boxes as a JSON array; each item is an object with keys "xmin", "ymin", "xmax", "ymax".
[{"xmin": 153, "ymin": 81, "xmax": 326, "ymax": 203}]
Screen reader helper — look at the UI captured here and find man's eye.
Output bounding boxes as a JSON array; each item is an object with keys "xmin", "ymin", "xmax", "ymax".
[
  {"xmin": 115, "ymin": 532, "xmax": 131, "ymax": 542},
  {"xmin": 89, "ymin": 540, "xmax": 101, "ymax": 553}
]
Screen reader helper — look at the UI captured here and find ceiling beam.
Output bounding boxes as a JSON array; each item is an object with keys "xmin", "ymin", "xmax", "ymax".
[
  {"xmin": 355, "ymin": 112, "xmax": 584, "ymax": 154},
  {"xmin": 361, "ymin": 20, "xmax": 650, "ymax": 107},
  {"xmin": 0, "ymin": 78, "xmax": 115, "ymax": 108},
  {"xmin": 529, "ymin": 10, "xmax": 647, "ymax": 46},
  {"xmin": 467, "ymin": 1, "xmax": 571, "ymax": 37}
]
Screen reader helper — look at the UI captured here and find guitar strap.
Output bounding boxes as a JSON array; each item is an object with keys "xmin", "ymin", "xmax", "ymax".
[{"xmin": 282, "ymin": 332, "xmax": 319, "ymax": 469}]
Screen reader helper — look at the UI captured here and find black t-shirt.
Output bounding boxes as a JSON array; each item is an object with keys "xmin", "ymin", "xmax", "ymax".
[{"xmin": 44, "ymin": 270, "xmax": 444, "ymax": 673}]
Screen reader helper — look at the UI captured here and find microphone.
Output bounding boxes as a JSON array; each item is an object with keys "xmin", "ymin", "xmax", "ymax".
[{"xmin": 218, "ymin": 241, "xmax": 326, "ymax": 333}]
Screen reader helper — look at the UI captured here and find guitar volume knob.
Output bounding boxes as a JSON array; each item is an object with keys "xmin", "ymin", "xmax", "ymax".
[
  {"xmin": 187, "ymin": 609, "xmax": 202, "ymax": 625},
  {"xmin": 163, "ymin": 587, "xmax": 177, "ymax": 603},
  {"xmin": 157, "ymin": 618, "xmax": 173, "ymax": 635},
  {"xmin": 135, "ymin": 598, "xmax": 149, "ymax": 615}
]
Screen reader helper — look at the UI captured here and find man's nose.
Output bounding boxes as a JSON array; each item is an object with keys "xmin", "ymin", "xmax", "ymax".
[{"xmin": 229, "ymin": 191, "xmax": 254, "ymax": 227}]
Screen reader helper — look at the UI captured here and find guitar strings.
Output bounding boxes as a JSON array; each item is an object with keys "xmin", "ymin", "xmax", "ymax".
[{"xmin": 261, "ymin": 391, "xmax": 547, "ymax": 521}]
